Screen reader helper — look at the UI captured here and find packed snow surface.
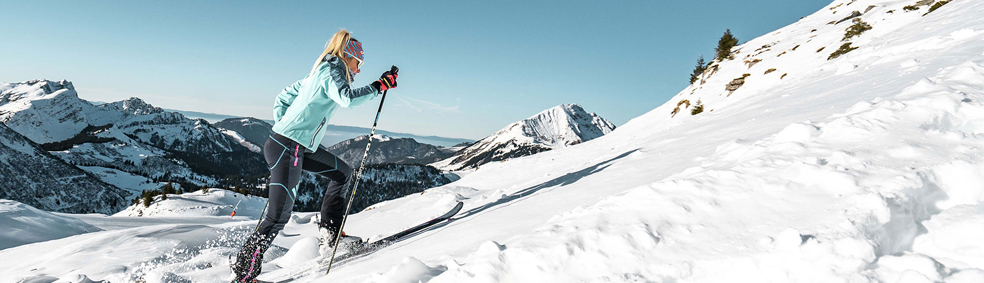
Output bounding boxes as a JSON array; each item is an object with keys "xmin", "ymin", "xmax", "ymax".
[
  {"xmin": 0, "ymin": 200, "xmax": 101, "ymax": 250},
  {"xmin": 3, "ymin": 0, "xmax": 984, "ymax": 282}
]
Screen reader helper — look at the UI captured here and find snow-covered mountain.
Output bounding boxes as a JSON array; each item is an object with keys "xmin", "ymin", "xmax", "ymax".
[
  {"xmin": 327, "ymin": 135, "xmax": 456, "ymax": 166},
  {"xmin": 5, "ymin": 1, "xmax": 984, "ymax": 282},
  {"xmin": 213, "ymin": 117, "xmax": 273, "ymax": 153},
  {"xmin": 434, "ymin": 103, "xmax": 615, "ymax": 170},
  {"xmin": 0, "ymin": 122, "xmax": 128, "ymax": 214},
  {"xmin": 99, "ymin": 97, "xmax": 164, "ymax": 116},
  {"xmin": 0, "ymin": 80, "xmax": 112, "ymax": 143},
  {"xmin": 0, "ymin": 80, "xmax": 266, "ymax": 196}
]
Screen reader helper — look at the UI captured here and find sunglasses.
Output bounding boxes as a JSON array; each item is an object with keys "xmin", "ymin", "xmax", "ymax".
[{"xmin": 351, "ymin": 56, "xmax": 364, "ymax": 69}]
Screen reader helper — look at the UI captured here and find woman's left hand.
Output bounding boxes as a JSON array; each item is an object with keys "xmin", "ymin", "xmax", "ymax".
[{"xmin": 374, "ymin": 71, "xmax": 398, "ymax": 91}]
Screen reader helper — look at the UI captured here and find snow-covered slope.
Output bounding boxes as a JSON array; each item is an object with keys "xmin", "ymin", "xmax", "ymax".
[
  {"xmin": 434, "ymin": 103, "xmax": 615, "ymax": 170},
  {"xmin": 4, "ymin": 1, "xmax": 984, "ymax": 282},
  {"xmin": 0, "ymin": 199, "xmax": 102, "ymax": 250},
  {"xmin": 116, "ymin": 188, "xmax": 268, "ymax": 217},
  {"xmin": 0, "ymin": 122, "xmax": 129, "ymax": 214},
  {"xmin": 0, "ymin": 200, "xmax": 262, "ymax": 282}
]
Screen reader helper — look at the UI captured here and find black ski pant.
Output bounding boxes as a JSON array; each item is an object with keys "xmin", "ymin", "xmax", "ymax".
[{"xmin": 233, "ymin": 133, "xmax": 352, "ymax": 281}]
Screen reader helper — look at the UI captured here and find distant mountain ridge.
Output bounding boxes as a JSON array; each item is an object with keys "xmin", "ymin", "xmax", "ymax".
[
  {"xmin": 0, "ymin": 80, "xmax": 265, "ymax": 201},
  {"xmin": 212, "ymin": 118, "xmax": 458, "ymax": 167},
  {"xmin": 171, "ymin": 109, "xmax": 473, "ymax": 148},
  {"xmin": 434, "ymin": 103, "xmax": 616, "ymax": 170},
  {"xmin": 213, "ymin": 117, "xmax": 271, "ymax": 153},
  {"xmin": 326, "ymin": 135, "xmax": 456, "ymax": 166}
]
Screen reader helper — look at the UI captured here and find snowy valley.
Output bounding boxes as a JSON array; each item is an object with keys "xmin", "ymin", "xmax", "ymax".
[{"xmin": 3, "ymin": 0, "xmax": 984, "ymax": 282}]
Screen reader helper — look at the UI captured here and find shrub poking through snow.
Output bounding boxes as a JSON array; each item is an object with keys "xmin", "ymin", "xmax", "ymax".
[
  {"xmin": 671, "ymin": 99, "xmax": 692, "ymax": 117},
  {"xmin": 903, "ymin": 5, "xmax": 920, "ymax": 11},
  {"xmin": 817, "ymin": 46, "xmax": 826, "ymax": 53},
  {"xmin": 843, "ymin": 18, "xmax": 873, "ymax": 41},
  {"xmin": 745, "ymin": 59, "xmax": 763, "ymax": 68},
  {"xmin": 690, "ymin": 56, "xmax": 708, "ymax": 84},
  {"xmin": 726, "ymin": 73, "xmax": 751, "ymax": 94},
  {"xmin": 691, "ymin": 99, "xmax": 704, "ymax": 115},
  {"xmin": 765, "ymin": 68, "xmax": 778, "ymax": 75},
  {"xmin": 781, "ymin": 73, "xmax": 788, "ymax": 79},
  {"xmin": 715, "ymin": 29, "xmax": 740, "ymax": 61},
  {"xmin": 835, "ymin": 11, "xmax": 863, "ymax": 24},
  {"xmin": 925, "ymin": 1, "xmax": 951, "ymax": 15},
  {"xmin": 828, "ymin": 42, "xmax": 859, "ymax": 60}
]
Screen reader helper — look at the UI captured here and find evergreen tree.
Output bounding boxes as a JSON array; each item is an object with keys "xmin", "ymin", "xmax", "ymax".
[
  {"xmin": 142, "ymin": 192, "xmax": 152, "ymax": 208},
  {"xmin": 161, "ymin": 182, "xmax": 176, "ymax": 195},
  {"xmin": 689, "ymin": 56, "xmax": 708, "ymax": 84},
  {"xmin": 715, "ymin": 29, "xmax": 739, "ymax": 61}
]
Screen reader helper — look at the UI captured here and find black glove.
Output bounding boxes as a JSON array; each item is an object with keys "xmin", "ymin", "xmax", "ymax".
[{"xmin": 372, "ymin": 66, "xmax": 399, "ymax": 91}]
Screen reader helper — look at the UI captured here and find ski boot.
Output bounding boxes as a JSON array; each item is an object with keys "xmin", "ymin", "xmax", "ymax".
[{"xmin": 319, "ymin": 226, "xmax": 363, "ymax": 256}]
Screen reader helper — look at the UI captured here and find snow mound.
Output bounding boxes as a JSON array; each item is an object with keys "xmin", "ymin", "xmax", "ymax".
[
  {"xmin": 368, "ymin": 256, "xmax": 446, "ymax": 283},
  {"xmin": 913, "ymin": 203, "xmax": 984, "ymax": 270},
  {"xmin": 270, "ymin": 236, "xmax": 321, "ymax": 268},
  {"xmin": 0, "ymin": 200, "xmax": 101, "ymax": 250},
  {"xmin": 0, "ymin": 216, "xmax": 254, "ymax": 283},
  {"xmin": 115, "ymin": 189, "xmax": 267, "ymax": 218}
]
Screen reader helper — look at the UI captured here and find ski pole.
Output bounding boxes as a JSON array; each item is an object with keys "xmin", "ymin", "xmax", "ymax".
[
  {"xmin": 326, "ymin": 65, "xmax": 399, "ymax": 275},
  {"xmin": 231, "ymin": 199, "xmax": 242, "ymax": 217}
]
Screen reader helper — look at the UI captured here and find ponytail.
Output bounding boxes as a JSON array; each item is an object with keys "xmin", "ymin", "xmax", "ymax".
[{"xmin": 310, "ymin": 29, "xmax": 353, "ymax": 82}]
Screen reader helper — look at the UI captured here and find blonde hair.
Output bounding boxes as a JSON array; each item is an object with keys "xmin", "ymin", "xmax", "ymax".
[{"xmin": 310, "ymin": 29, "xmax": 354, "ymax": 82}]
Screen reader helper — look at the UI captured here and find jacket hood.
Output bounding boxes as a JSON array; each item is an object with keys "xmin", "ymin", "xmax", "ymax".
[{"xmin": 326, "ymin": 56, "xmax": 356, "ymax": 80}]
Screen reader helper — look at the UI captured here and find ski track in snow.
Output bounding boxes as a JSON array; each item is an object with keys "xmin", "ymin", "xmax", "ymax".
[{"xmin": 4, "ymin": 0, "xmax": 984, "ymax": 282}]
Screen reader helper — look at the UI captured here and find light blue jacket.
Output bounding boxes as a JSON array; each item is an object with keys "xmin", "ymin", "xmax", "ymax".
[{"xmin": 272, "ymin": 56, "xmax": 379, "ymax": 151}]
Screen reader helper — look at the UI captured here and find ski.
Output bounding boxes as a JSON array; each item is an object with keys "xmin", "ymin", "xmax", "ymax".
[
  {"xmin": 333, "ymin": 201, "xmax": 464, "ymax": 262},
  {"xmin": 257, "ymin": 201, "xmax": 464, "ymax": 283}
]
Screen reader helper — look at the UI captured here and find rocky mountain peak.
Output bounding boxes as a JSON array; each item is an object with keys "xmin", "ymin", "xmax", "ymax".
[
  {"xmin": 0, "ymin": 79, "xmax": 77, "ymax": 106},
  {"xmin": 433, "ymin": 103, "xmax": 616, "ymax": 170},
  {"xmin": 502, "ymin": 103, "xmax": 616, "ymax": 148},
  {"xmin": 100, "ymin": 97, "xmax": 164, "ymax": 116}
]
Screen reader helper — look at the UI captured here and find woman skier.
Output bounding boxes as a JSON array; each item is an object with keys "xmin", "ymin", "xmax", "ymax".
[{"xmin": 231, "ymin": 29, "xmax": 398, "ymax": 282}]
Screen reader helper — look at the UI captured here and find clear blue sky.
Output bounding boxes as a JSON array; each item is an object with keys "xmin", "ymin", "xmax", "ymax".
[{"xmin": 1, "ymin": 1, "xmax": 831, "ymax": 140}]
